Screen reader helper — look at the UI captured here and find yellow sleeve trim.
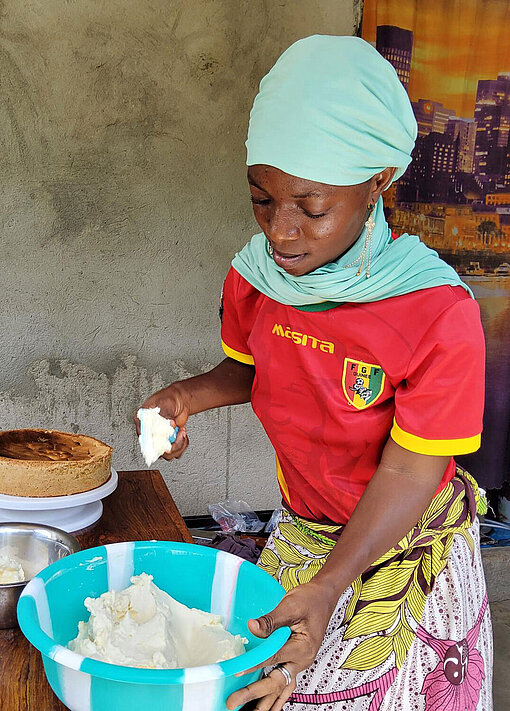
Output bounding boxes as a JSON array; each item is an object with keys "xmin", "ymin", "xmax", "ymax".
[
  {"xmin": 391, "ymin": 420, "xmax": 481, "ymax": 456},
  {"xmin": 221, "ymin": 340, "xmax": 255, "ymax": 365}
]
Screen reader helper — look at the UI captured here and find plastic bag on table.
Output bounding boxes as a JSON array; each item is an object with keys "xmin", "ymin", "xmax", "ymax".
[
  {"xmin": 264, "ymin": 508, "xmax": 282, "ymax": 534},
  {"xmin": 207, "ymin": 500, "xmax": 264, "ymax": 533}
]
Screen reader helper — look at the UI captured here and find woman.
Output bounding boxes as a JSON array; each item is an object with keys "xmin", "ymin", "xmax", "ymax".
[{"xmin": 137, "ymin": 36, "xmax": 492, "ymax": 711}]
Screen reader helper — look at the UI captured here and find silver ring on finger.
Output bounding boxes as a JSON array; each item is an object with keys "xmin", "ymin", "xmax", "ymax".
[{"xmin": 273, "ymin": 663, "xmax": 293, "ymax": 686}]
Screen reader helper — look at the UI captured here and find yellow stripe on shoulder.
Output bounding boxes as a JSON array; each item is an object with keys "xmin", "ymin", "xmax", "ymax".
[
  {"xmin": 221, "ymin": 340, "xmax": 255, "ymax": 365},
  {"xmin": 390, "ymin": 420, "xmax": 481, "ymax": 456}
]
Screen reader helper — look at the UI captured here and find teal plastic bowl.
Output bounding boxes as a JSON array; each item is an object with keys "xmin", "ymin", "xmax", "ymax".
[{"xmin": 17, "ymin": 541, "xmax": 290, "ymax": 711}]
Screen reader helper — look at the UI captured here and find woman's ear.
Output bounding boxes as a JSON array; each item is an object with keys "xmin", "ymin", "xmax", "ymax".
[{"xmin": 370, "ymin": 168, "xmax": 397, "ymax": 203}]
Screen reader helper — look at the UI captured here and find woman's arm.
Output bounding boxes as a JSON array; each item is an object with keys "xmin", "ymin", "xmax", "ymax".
[
  {"xmin": 227, "ymin": 439, "xmax": 450, "ymax": 711},
  {"xmin": 135, "ymin": 357, "xmax": 255, "ymax": 459},
  {"xmin": 312, "ymin": 438, "xmax": 450, "ymax": 597}
]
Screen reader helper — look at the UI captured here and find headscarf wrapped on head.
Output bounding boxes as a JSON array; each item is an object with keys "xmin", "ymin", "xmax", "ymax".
[
  {"xmin": 233, "ymin": 35, "xmax": 472, "ymax": 305},
  {"xmin": 246, "ymin": 35, "xmax": 416, "ymax": 186}
]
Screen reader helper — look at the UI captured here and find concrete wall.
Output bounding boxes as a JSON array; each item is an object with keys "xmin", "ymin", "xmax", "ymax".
[{"xmin": 0, "ymin": 0, "xmax": 361, "ymax": 515}]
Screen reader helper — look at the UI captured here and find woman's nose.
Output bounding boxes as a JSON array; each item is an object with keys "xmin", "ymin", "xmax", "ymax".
[{"xmin": 265, "ymin": 206, "xmax": 300, "ymax": 243}]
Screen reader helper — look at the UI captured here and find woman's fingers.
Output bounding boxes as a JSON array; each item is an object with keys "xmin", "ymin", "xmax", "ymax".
[
  {"xmin": 236, "ymin": 593, "xmax": 316, "ymax": 677},
  {"xmin": 134, "ymin": 386, "xmax": 190, "ymax": 444},
  {"xmin": 266, "ymin": 637, "xmax": 314, "ymax": 676},
  {"xmin": 249, "ymin": 593, "xmax": 302, "ymax": 639},
  {"xmin": 228, "ymin": 665, "xmax": 298, "ymax": 711},
  {"xmin": 134, "ymin": 384, "xmax": 191, "ymax": 462},
  {"xmin": 227, "ymin": 672, "xmax": 285, "ymax": 710},
  {"xmin": 161, "ymin": 427, "xmax": 188, "ymax": 460},
  {"xmin": 253, "ymin": 691, "xmax": 280, "ymax": 710},
  {"xmin": 235, "ymin": 636, "xmax": 310, "ymax": 677},
  {"xmin": 269, "ymin": 674, "xmax": 297, "ymax": 711},
  {"xmin": 133, "ymin": 412, "xmax": 141, "ymax": 436},
  {"xmin": 230, "ymin": 584, "xmax": 331, "ymax": 710}
]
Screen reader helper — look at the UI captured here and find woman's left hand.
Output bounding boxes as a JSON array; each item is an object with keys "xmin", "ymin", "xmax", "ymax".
[{"xmin": 226, "ymin": 580, "xmax": 338, "ymax": 711}]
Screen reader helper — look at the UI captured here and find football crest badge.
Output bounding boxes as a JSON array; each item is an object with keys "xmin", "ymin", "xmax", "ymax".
[{"xmin": 342, "ymin": 358, "xmax": 386, "ymax": 410}]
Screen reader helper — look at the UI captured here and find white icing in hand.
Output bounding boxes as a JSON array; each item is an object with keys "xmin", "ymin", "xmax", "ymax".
[
  {"xmin": 69, "ymin": 573, "xmax": 247, "ymax": 668},
  {"xmin": 137, "ymin": 407, "xmax": 177, "ymax": 467}
]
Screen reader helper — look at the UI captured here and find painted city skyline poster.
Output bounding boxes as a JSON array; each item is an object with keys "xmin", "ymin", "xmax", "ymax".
[{"xmin": 362, "ymin": 0, "xmax": 510, "ymax": 491}]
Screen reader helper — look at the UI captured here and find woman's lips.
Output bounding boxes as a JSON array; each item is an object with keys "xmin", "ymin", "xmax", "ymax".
[{"xmin": 272, "ymin": 248, "xmax": 307, "ymax": 269}]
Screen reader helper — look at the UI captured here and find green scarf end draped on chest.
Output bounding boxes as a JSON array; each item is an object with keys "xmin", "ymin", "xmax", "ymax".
[{"xmin": 232, "ymin": 199, "xmax": 473, "ymax": 306}]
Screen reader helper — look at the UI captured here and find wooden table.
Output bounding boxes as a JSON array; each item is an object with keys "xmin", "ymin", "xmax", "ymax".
[{"xmin": 0, "ymin": 470, "xmax": 193, "ymax": 711}]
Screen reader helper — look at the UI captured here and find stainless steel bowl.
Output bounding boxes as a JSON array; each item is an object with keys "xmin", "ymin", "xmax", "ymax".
[{"xmin": 0, "ymin": 523, "xmax": 80, "ymax": 628}]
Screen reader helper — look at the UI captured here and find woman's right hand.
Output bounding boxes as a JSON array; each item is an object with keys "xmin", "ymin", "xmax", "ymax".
[
  {"xmin": 134, "ymin": 384, "xmax": 191, "ymax": 460},
  {"xmin": 134, "ymin": 359, "xmax": 255, "ymax": 462}
]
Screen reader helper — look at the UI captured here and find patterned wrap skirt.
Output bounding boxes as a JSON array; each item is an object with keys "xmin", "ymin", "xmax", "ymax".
[{"xmin": 258, "ymin": 469, "xmax": 493, "ymax": 711}]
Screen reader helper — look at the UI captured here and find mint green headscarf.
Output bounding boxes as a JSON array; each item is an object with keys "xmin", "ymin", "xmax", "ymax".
[{"xmin": 232, "ymin": 35, "xmax": 472, "ymax": 304}]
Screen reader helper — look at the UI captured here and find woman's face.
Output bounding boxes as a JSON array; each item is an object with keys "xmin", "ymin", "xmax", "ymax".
[{"xmin": 248, "ymin": 165, "xmax": 394, "ymax": 276}]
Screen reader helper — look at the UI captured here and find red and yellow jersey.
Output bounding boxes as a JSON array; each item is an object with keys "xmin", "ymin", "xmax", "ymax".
[{"xmin": 220, "ymin": 266, "xmax": 485, "ymax": 525}]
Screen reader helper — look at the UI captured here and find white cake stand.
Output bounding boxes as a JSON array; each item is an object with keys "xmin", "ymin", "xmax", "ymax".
[{"xmin": 0, "ymin": 467, "xmax": 118, "ymax": 533}]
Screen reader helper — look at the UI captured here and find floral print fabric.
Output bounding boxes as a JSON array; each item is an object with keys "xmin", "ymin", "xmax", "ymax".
[{"xmin": 259, "ymin": 470, "xmax": 493, "ymax": 710}]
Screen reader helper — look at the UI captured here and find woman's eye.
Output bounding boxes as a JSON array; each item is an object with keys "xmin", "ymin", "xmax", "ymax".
[
  {"xmin": 250, "ymin": 196, "xmax": 271, "ymax": 206},
  {"xmin": 303, "ymin": 209, "xmax": 327, "ymax": 219}
]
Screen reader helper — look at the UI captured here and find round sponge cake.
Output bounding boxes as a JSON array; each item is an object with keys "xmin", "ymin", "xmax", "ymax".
[{"xmin": 0, "ymin": 429, "xmax": 112, "ymax": 497}]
